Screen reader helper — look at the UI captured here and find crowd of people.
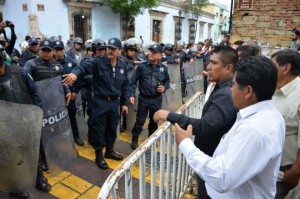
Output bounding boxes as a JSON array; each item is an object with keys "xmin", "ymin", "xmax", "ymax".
[{"xmin": 0, "ymin": 18, "xmax": 300, "ymax": 199}]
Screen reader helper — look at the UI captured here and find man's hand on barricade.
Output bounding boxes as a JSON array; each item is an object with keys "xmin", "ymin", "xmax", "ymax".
[
  {"xmin": 175, "ymin": 123, "xmax": 193, "ymax": 145},
  {"xmin": 153, "ymin": 109, "xmax": 169, "ymax": 123},
  {"xmin": 62, "ymin": 73, "xmax": 77, "ymax": 86}
]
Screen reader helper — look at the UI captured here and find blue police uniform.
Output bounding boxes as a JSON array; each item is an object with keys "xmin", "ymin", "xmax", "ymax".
[
  {"xmin": 56, "ymin": 54, "xmax": 83, "ymax": 143},
  {"xmin": 161, "ymin": 53, "xmax": 177, "ymax": 64},
  {"xmin": 129, "ymin": 60, "xmax": 170, "ymax": 141},
  {"xmin": 173, "ymin": 50, "xmax": 193, "ymax": 97},
  {"xmin": 71, "ymin": 55, "xmax": 129, "ymax": 150}
]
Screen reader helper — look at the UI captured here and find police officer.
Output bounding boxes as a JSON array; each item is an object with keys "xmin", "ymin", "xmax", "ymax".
[
  {"xmin": 161, "ymin": 43, "xmax": 177, "ymax": 65},
  {"xmin": 53, "ymin": 40, "xmax": 84, "ymax": 146},
  {"xmin": 0, "ymin": 45, "xmax": 34, "ymax": 198},
  {"xmin": 129, "ymin": 44, "xmax": 170, "ymax": 150},
  {"xmin": 63, "ymin": 37, "xmax": 129, "ymax": 170},
  {"xmin": 19, "ymin": 38, "xmax": 39, "ymax": 67},
  {"xmin": 66, "ymin": 37, "xmax": 85, "ymax": 65},
  {"xmin": 173, "ymin": 40, "xmax": 194, "ymax": 98},
  {"xmin": 82, "ymin": 38, "xmax": 107, "ymax": 145},
  {"xmin": 119, "ymin": 38, "xmax": 143, "ymax": 132},
  {"xmin": 22, "ymin": 40, "xmax": 72, "ymax": 192},
  {"xmin": 0, "ymin": 42, "xmax": 51, "ymax": 198}
]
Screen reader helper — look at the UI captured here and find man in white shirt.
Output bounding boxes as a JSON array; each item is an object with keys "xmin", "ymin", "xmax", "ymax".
[
  {"xmin": 271, "ymin": 49, "xmax": 300, "ymax": 199},
  {"xmin": 174, "ymin": 56, "xmax": 285, "ymax": 199}
]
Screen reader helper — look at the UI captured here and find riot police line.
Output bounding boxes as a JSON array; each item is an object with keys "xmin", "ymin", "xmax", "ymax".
[{"xmin": 0, "ymin": 32, "xmax": 204, "ymax": 198}]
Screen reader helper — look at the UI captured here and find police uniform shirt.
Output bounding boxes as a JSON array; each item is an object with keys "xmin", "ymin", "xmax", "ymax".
[
  {"xmin": 128, "ymin": 60, "xmax": 170, "ymax": 98},
  {"xmin": 119, "ymin": 52, "xmax": 137, "ymax": 72},
  {"xmin": 161, "ymin": 53, "xmax": 177, "ymax": 64},
  {"xmin": 71, "ymin": 55, "xmax": 129, "ymax": 106},
  {"xmin": 57, "ymin": 55, "xmax": 81, "ymax": 94},
  {"xmin": 23, "ymin": 58, "xmax": 70, "ymax": 97}
]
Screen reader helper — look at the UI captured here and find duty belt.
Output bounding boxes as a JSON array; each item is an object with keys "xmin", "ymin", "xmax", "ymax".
[{"xmin": 96, "ymin": 95, "xmax": 119, "ymax": 101}]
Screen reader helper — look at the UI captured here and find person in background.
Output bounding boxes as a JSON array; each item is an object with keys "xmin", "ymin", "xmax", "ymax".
[
  {"xmin": 129, "ymin": 44, "xmax": 170, "ymax": 150},
  {"xmin": 271, "ymin": 49, "xmax": 300, "ymax": 199},
  {"xmin": 219, "ymin": 34, "xmax": 230, "ymax": 46},
  {"xmin": 53, "ymin": 40, "xmax": 84, "ymax": 146},
  {"xmin": 19, "ymin": 38, "xmax": 39, "ymax": 67}
]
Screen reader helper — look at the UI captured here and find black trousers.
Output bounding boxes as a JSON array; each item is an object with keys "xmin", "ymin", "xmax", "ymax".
[
  {"xmin": 67, "ymin": 101, "xmax": 79, "ymax": 138},
  {"xmin": 196, "ymin": 174, "xmax": 211, "ymax": 199},
  {"xmin": 91, "ymin": 97, "xmax": 119, "ymax": 150},
  {"xmin": 132, "ymin": 95, "xmax": 162, "ymax": 137}
]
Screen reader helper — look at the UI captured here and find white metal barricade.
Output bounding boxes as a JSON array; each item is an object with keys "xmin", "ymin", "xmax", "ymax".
[{"xmin": 98, "ymin": 92, "xmax": 205, "ymax": 199}]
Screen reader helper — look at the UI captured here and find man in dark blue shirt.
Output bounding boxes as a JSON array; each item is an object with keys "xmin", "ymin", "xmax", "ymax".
[
  {"xmin": 53, "ymin": 40, "xmax": 84, "ymax": 146},
  {"xmin": 154, "ymin": 46, "xmax": 238, "ymax": 199},
  {"xmin": 63, "ymin": 37, "xmax": 129, "ymax": 170},
  {"xmin": 128, "ymin": 44, "xmax": 170, "ymax": 150}
]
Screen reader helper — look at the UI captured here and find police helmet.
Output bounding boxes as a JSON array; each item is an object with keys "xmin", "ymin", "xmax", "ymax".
[
  {"xmin": 74, "ymin": 37, "xmax": 83, "ymax": 44},
  {"xmin": 164, "ymin": 43, "xmax": 173, "ymax": 51},
  {"xmin": 85, "ymin": 39, "xmax": 93, "ymax": 48},
  {"xmin": 91, "ymin": 39, "xmax": 106, "ymax": 51},
  {"xmin": 176, "ymin": 40, "xmax": 185, "ymax": 46},
  {"xmin": 0, "ymin": 44, "xmax": 7, "ymax": 64},
  {"xmin": 124, "ymin": 38, "xmax": 142, "ymax": 52},
  {"xmin": 86, "ymin": 43, "xmax": 92, "ymax": 51}
]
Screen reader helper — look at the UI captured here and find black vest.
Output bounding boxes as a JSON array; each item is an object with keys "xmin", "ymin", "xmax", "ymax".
[
  {"xmin": 0, "ymin": 64, "xmax": 32, "ymax": 104},
  {"xmin": 26, "ymin": 49, "xmax": 39, "ymax": 60},
  {"xmin": 34, "ymin": 58, "xmax": 62, "ymax": 81}
]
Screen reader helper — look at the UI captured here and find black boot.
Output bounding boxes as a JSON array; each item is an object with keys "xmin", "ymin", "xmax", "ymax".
[
  {"xmin": 95, "ymin": 150, "xmax": 108, "ymax": 170},
  {"xmin": 104, "ymin": 146, "xmax": 123, "ymax": 160},
  {"xmin": 74, "ymin": 137, "xmax": 84, "ymax": 146},
  {"xmin": 36, "ymin": 160, "xmax": 51, "ymax": 192},
  {"xmin": 130, "ymin": 135, "xmax": 139, "ymax": 150},
  {"xmin": 9, "ymin": 191, "xmax": 30, "ymax": 199}
]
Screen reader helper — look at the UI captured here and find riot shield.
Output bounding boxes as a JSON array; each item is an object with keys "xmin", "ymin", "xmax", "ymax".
[
  {"xmin": 36, "ymin": 76, "xmax": 77, "ymax": 176},
  {"xmin": 183, "ymin": 62, "xmax": 196, "ymax": 99},
  {"xmin": 194, "ymin": 58, "xmax": 204, "ymax": 93},
  {"xmin": 162, "ymin": 64, "xmax": 182, "ymax": 111},
  {"xmin": 0, "ymin": 100, "xmax": 42, "ymax": 193}
]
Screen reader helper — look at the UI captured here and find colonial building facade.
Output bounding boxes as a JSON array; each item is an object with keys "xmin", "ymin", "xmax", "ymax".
[{"xmin": 0, "ymin": 0, "xmax": 230, "ymax": 49}]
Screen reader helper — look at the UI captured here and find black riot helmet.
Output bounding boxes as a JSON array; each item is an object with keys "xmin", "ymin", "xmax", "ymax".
[
  {"xmin": 91, "ymin": 39, "xmax": 106, "ymax": 52},
  {"xmin": 124, "ymin": 38, "xmax": 141, "ymax": 52},
  {"xmin": 164, "ymin": 43, "xmax": 173, "ymax": 51},
  {"xmin": 0, "ymin": 45, "xmax": 7, "ymax": 65}
]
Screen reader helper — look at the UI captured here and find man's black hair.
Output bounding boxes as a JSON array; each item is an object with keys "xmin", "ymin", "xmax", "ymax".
[
  {"xmin": 271, "ymin": 49, "xmax": 300, "ymax": 76},
  {"xmin": 213, "ymin": 45, "xmax": 239, "ymax": 67},
  {"xmin": 237, "ymin": 45, "xmax": 259, "ymax": 59},
  {"xmin": 235, "ymin": 56, "xmax": 278, "ymax": 102}
]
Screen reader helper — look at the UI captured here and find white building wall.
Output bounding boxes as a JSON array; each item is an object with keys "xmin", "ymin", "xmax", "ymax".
[
  {"xmin": 3, "ymin": 0, "xmax": 69, "ymax": 48},
  {"xmin": 91, "ymin": 4, "xmax": 120, "ymax": 41},
  {"xmin": 2, "ymin": 1, "xmax": 216, "ymax": 48},
  {"xmin": 135, "ymin": 5, "xmax": 214, "ymax": 45}
]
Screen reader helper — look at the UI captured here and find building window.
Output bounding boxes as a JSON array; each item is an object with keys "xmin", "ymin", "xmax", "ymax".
[
  {"xmin": 189, "ymin": 24, "xmax": 196, "ymax": 44},
  {"xmin": 121, "ymin": 16, "xmax": 135, "ymax": 40},
  {"xmin": 175, "ymin": 21, "xmax": 182, "ymax": 43},
  {"xmin": 37, "ymin": 4, "xmax": 44, "ymax": 11},
  {"xmin": 22, "ymin": 4, "xmax": 28, "ymax": 11},
  {"xmin": 74, "ymin": 14, "xmax": 88, "ymax": 42},
  {"xmin": 152, "ymin": 20, "xmax": 161, "ymax": 43}
]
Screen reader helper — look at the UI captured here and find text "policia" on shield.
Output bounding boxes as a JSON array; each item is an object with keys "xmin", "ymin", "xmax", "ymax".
[{"xmin": 42, "ymin": 109, "xmax": 69, "ymax": 127}]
